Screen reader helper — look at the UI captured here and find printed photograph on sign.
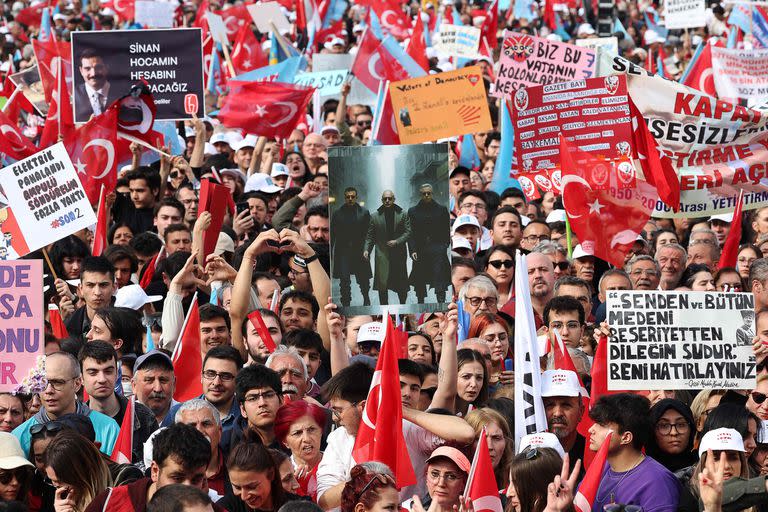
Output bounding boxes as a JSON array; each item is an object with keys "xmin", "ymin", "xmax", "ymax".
[
  {"xmin": 328, "ymin": 144, "xmax": 451, "ymax": 316},
  {"xmin": 70, "ymin": 28, "xmax": 205, "ymax": 123},
  {"xmin": 9, "ymin": 66, "xmax": 46, "ymax": 116},
  {"xmin": 606, "ymin": 291, "xmax": 756, "ymax": 390}
]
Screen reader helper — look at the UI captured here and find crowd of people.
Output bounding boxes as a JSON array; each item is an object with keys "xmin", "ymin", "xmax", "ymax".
[{"xmin": 0, "ymin": 0, "xmax": 767, "ymax": 511}]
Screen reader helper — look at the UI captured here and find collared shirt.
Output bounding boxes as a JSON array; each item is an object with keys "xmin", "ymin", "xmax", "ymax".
[{"xmin": 85, "ymin": 82, "xmax": 110, "ymax": 115}]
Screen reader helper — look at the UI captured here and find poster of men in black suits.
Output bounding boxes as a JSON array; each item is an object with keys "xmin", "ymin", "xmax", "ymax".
[
  {"xmin": 328, "ymin": 144, "xmax": 451, "ymax": 315},
  {"xmin": 71, "ymin": 28, "xmax": 205, "ymax": 123}
]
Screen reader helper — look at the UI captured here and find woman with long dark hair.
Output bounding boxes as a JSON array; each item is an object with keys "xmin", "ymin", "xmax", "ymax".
[{"xmin": 44, "ymin": 431, "xmax": 111, "ymax": 512}]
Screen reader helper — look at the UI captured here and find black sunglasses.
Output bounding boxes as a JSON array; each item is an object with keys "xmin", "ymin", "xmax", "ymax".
[
  {"xmin": 488, "ymin": 260, "xmax": 513, "ymax": 269},
  {"xmin": 0, "ymin": 468, "xmax": 30, "ymax": 485},
  {"xmin": 554, "ymin": 261, "xmax": 570, "ymax": 270},
  {"xmin": 751, "ymin": 391, "xmax": 767, "ymax": 405},
  {"xmin": 30, "ymin": 421, "xmax": 63, "ymax": 437}
]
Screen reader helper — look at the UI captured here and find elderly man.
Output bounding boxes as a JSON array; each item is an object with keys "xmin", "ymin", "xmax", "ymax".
[
  {"xmin": 13, "ymin": 352, "xmax": 120, "ymax": 456},
  {"xmin": 175, "ymin": 399, "xmax": 229, "ymax": 497},
  {"xmin": 656, "ymin": 244, "xmax": 687, "ymax": 290},
  {"xmin": 541, "ymin": 369, "xmax": 585, "ymax": 469},
  {"xmin": 625, "ymin": 255, "xmax": 661, "ymax": 290},
  {"xmin": 265, "ymin": 346, "xmax": 310, "ymax": 401},
  {"xmin": 132, "ymin": 351, "xmax": 177, "ymax": 426},
  {"xmin": 687, "ymin": 240, "xmax": 720, "ymax": 272},
  {"xmin": 364, "ymin": 190, "xmax": 412, "ymax": 305},
  {"xmin": 750, "ymin": 259, "xmax": 768, "ymax": 312},
  {"xmin": 571, "ymin": 244, "xmax": 596, "ymax": 284},
  {"xmin": 459, "ymin": 275, "xmax": 499, "ymax": 316}
]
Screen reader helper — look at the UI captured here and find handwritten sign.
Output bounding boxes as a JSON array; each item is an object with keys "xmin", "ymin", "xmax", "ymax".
[
  {"xmin": 293, "ymin": 69, "xmax": 348, "ymax": 96},
  {"xmin": 0, "ymin": 143, "xmax": 96, "ymax": 258},
  {"xmin": 493, "ymin": 31, "xmax": 596, "ymax": 98},
  {"xmin": 389, "ymin": 66, "xmax": 492, "ymax": 144},
  {"xmin": 0, "ymin": 260, "xmax": 44, "ymax": 391},
  {"xmin": 512, "ymin": 75, "xmax": 633, "ymax": 173},
  {"xmin": 434, "ymin": 24, "xmax": 481, "ymax": 57},
  {"xmin": 712, "ymin": 47, "xmax": 768, "ymax": 100},
  {"xmin": 665, "ymin": 0, "xmax": 706, "ymax": 29},
  {"xmin": 607, "ymin": 291, "xmax": 756, "ymax": 390}
]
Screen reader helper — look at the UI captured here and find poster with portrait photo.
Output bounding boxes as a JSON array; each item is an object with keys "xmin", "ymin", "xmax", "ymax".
[
  {"xmin": 328, "ymin": 144, "xmax": 452, "ymax": 316},
  {"xmin": 9, "ymin": 65, "xmax": 46, "ymax": 116},
  {"xmin": 70, "ymin": 28, "xmax": 204, "ymax": 123}
]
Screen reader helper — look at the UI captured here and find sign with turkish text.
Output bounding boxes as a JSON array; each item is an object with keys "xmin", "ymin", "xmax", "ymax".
[
  {"xmin": 607, "ymin": 291, "xmax": 756, "ymax": 390},
  {"xmin": 389, "ymin": 66, "xmax": 492, "ymax": 144},
  {"xmin": 574, "ymin": 36, "xmax": 619, "ymax": 57},
  {"xmin": 665, "ymin": 0, "xmax": 706, "ymax": 29},
  {"xmin": 293, "ymin": 69, "xmax": 349, "ymax": 96},
  {"xmin": 712, "ymin": 47, "xmax": 768, "ymax": 100},
  {"xmin": 71, "ymin": 28, "xmax": 204, "ymax": 122},
  {"xmin": 0, "ymin": 143, "xmax": 96, "ymax": 258},
  {"xmin": 512, "ymin": 75, "xmax": 633, "ymax": 173},
  {"xmin": 0, "ymin": 260, "xmax": 44, "ymax": 392},
  {"xmin": 493, "ymin": 31, "xmax": 597, "ymax": 98},
  {"xmin": 434, "ymin": 24, "xmax": 481, "ymax": 57}
]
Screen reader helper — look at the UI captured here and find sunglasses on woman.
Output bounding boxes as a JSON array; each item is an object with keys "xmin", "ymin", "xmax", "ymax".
[
  {"xmin": 0, "ymin": 467, "xmax": 30, "ymax": 485},
  {"xmin": 354, "ymin": 473, "xmax": 394, "ymax": 503},
  {"xmin": 488, "ymin": 260, "xmax": 513, "ymax": 269},
  {"xmin": 751, "ymin": 391, "xmax": 767, "ymax": 405}
]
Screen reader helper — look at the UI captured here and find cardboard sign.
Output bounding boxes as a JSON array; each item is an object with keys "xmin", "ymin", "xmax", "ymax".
[
  {"xmin": 575, "ymin": 36, "xmax": 619, "ymax": 57},
  {"xmin": 0, "ymin": 143, "xmax": 96, "ymax": 258},
  {"xmin": 434, "ymin": 24, "xmax": 481, "ymax": 57},
  {"xmin": 389, "ymin": 66, "xmax": 492, "ymax": 144},
  {"xmin": 71, "ymin": 28, "xmax": 204, "ymax": 122},
  {"xmin": 247, "ymin": 2, "xmax": 291, "ymax": 34},
  {"xmin": 607, "ymin": 291, "xmax": 756, "ymax": 390},
  {"xmin": 493, "ymin": 31, "xmax": 596, "ymax": 98},
  {"xmin": 135, "ymin": 0, "xmax": 177, "ymax": 28},
  {"xmin": 511, "ymin": 75, "xmax": 633, "ymax": 173},
  {"xmin": 712, "ymin": 47, "xmax": 768, "ymax": 100},
  {"xmin": 206, "ymin": 12, "xmax": 229, "ymax": 45},
  {"xmin": 293, "ymin": 69, "xmax": 348, "ymax": 96},
  {"xmin": 312, "ymin": 54, "xmax": 376, "ymax": 106},
  {"xmin": 665, "ymin": 0, "xmax": 706, "ymax": 29},
  {"xmin": 0, "ymin": 260, "xmax": 44, "ymax": 392}
]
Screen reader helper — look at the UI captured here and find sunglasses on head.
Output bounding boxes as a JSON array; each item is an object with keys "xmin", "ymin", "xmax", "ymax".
[
  {"xmin": 30, "ymin": 421, "xmax": 63, "ymax": 437},
  {"xmin": 751, "ymin": 391, "xmax": 767, "ymax": 405},
  {"xmin": 488, "ymin": 260, "xmax": 513, "ymax": 269}
]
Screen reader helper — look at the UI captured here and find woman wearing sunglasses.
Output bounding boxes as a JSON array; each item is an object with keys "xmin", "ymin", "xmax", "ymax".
[
  {"xmin": 340, "ymin": 464, "xmax": 398, "ymax": 512},
  {"xmin": 0, "ymin": 432, "xmax": 33, "ymax": 505},
  {"xmin": 467, "ymin": 314, "xmax": 512, "ymax": 391},
  {"xmin": 482, "ymin": 246, "xmax": 515, "ymax": 310},
  {"xmin": 746, "ymin": 374, "xmax": 768, "ymax": 421}
]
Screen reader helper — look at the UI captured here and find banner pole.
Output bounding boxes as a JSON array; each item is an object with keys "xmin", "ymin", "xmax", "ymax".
[
  {"xmin": 565, "ymin": 214, "xmax": 573, "ymax": 259},
  {"xmin": 42, "ymin": 247, "xmax": 59, "ymax": 281}
]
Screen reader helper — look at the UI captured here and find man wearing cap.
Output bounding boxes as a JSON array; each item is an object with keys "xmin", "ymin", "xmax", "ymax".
[
  {"xmin": 114, "ymin": 284, "xmax": 163, "ymax": 314},
  {"xmin": 541, "ymin": 369, "xmax": 585, "ymax": 469},
  {"xmin": 708, "ymin": 213, "xmax": 732, "ymax": 246},
  {"xmin": 132, "ymin": 350, "xmax": 177, "ymax": 426},
  {"xmin": 232, "ymin": 136, "xmax": 257, "ymax": 175},
  {"xmin": 452, "ymin": 215, "xmax": 482, "ymax": 253},
  {"xmin": 210, "ymin": 132, "xmax": 234, "ymax": 160},
  {"xmin": 271, "ymin": 163, "xmax": 290, "ymax": 189},
  {"xmin": 364, "ymin": 190, "xmax": 412, "ymax": 306},
  {"xmin": 355, "ymin": 322, "xmax": 385, "ymax": 359},
  {"xmin": 571, "ymin": 244, "xmax": 596, "ymax": 284},
  {"xmin": 321, "ymin": 125, "xmax": 342, "ymax": 146},
  {"xmin": 517, "ymin": 432, "xmax": 566, "ymax": 458},
  {"xmin": 13, "ymin": 352, "xmax": 120, "ymax": 457},
  {"xmin": 408, "ymin": 184, "xmax": 451, "ymax": 304},
  {"xmin": 331, "ymin": 187, "xmax": 372, "ymax": 307}
]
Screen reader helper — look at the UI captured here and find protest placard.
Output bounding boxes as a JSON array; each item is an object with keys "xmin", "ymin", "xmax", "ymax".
[
  {"xmin": 607, "ymin": 291, "xmax": 756, "ymax": 390},
  {"xmin": 389, "ymin": 66, "xmax": 492, "ymax": 144},
  {"xmin": 247, "ymin": 2, "xmax": 291, "ymax": 34},
  {"xmin": 0, "ymin": 260, "xmax": 44, "ymax": 392},
  {"xmin": 0, "ymin": 143, "xmax": 96, "ymax": 259},
  {"xmin": 9, "ymin": 65, "xmax": 46, "ymax": 115},
  {"xmin": 135, "ymin": 0, "xmax": 177, "ymax": 28},
  {"xmin": 493, "ymin": 32, "xmax": 596, "ymax": 98},
  {"xmin": 665, "ymin": 0, "xmax": 706, "ymax": 29},
  {"xmin": 597, "ymin": 51, "xmax": 768, "ymax": 218},
  {"xmin": 312, "ymin": 54, "xmax": 376, "ymax": 105},
  {"xmin": 511, "ymin": 75, "xmax": 633, "ymax": 173},
  {"xmin": 71, "ymin": 28, "xmax": 204, "ymax": 122},
  {"xmin": 434, "ymin": 24, "xmax": 481, "ymax": 57},
  {"xmin": 328, "ymin": 144, "xmax": 451, "ymax": 316},
  {"xmin": 712, "ymin": 47, "xmax": 768, "ymax": 100},
  {"xmin": 575, "ymin": 36, "xmax": 619, "ymax": 57},
  {"xmin": 206, "ymin": 12, "xmax": 229, "ymax": 45},
  {"xmin": 293, "ymin": 69, "xmax": 348, "ymax": 96}
]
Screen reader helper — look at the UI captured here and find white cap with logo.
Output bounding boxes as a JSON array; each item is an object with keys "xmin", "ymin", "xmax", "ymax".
[
  {"xmin": 518, "ymin": 432, "xmax": 566, "ymax": 458},
  {"xmin": 540, "ymin": 369, "xmax": 581, "ymax": 398},
  {"xmin": 698, "ymin": 428, "xmax": 746, "ymax": 457}
]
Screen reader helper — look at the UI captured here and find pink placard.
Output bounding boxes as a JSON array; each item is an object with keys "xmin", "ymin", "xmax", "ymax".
[
  {"xmin": 0, "ymin": 260, "xmax": 44, "ymax": 391},
  {"xmin": 493, "ymin": 31, "xmax": 596, "ymax": 98}
]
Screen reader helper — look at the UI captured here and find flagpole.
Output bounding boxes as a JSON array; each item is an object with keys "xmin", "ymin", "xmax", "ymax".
[
  {"xmin": 92, "ymin": 184, "xmax": 105, "ymax": 254},
  {"xmin": 172, "ymin": 291, "xmax": 199, "ymax": 361},
  {"xmin": 56, "ymin": 56, "xmax": 62, "ymax": 140},
  {"xmin": 1, "ymin": 86, "xmax": 22, "ymax": 113},
  {"xmin": 463, "ymin": 426, "xmax": 484, "ymax": 496},
  {"xmin": 220, "ymin": 41, "xmax": 237, "ymax": 78},
  {"xmin": 565, "ymin": 215, "xmax": 573, "ymax": 259},
  {"xmin": 42, "ymin": 247, "xmax": 59, "ymax": 281},
  {"xmin": 117, "ymin": 132, "xmax": 173, "ymax": 158}
]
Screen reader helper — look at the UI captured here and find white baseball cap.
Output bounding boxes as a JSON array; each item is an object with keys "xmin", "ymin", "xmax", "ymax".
[
  {"xmin": 452, "ymin": 214, "xmax": 481, "ymax": 234},
  {"xmin": 545, "ymin": 209, "xmax": 566, "ymax": 224},
  {"xmin": 232, "ymin": 135, "xmax": 258, "ymax": 152},
  {"xmin": 577, "ymin": 23, "xmax": 596, "ymax": 36},
  {"xmin": 540, "ymin": 369, "xmax": 581, "ymax": 398},
  {"xmin": 709, "ymin": 213, "xmax": 734, "ymax": 224},
  {"xmin": 271, "ymin": 163, "xmax": 290, "ymax": 178},
  {"xmin": 518, "ymin": 432, "xmax": 566, "ymax": 458},
  {"xmin": 358, "ymin": 322, "xmax": 385, "ymax": 343},
  {"xmin": 209, "ymin": 132, "xmax": 230, "ymax": 146},
  {"xmin": 244, "ymin": 173, "xmax": 282, "ymax": 194},
  {"xmin": 452, "ymin": 236, "xmax": 472, "ymax": 252},
  {"xmin": 571, "ymin": 243, "xmax": 594, "ymax": 260},
  {"xmin": 220, "ymin": 168, "xmax": 247, "ymax": 184},
  {"xmin": 698, "ymin": 428, "xmax": 746, "ymax": 457},
  {"xmin": 114, "ymin": 285, "xmax": 163, "ymax": 310}
]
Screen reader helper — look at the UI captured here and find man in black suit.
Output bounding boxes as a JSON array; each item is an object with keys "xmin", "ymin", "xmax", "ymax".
[{"xmin": 74, "ymin": 49, "xmax": 120, "ymax": 122}]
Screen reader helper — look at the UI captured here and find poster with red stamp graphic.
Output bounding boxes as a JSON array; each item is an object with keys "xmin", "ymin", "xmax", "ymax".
[
  {"xmin": 511, "ymin": 75, "xmax": 633, "ymax": 174},
  {"xmin": 389, "ymin": 66, "xmax": 492, "ymax": 144},
  {"xmin": 493, "ymin": 31, "xmax": 597, "ymax": 98}
]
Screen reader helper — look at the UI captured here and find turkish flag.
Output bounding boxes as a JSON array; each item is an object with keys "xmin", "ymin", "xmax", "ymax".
[
  {"xmin": 372, "ymin": 83, "xmax": 400, "ymax": 145},
  {"xmin": 0, "ymin": 108, "xmax": 38, "ymax": 160},
  {"xmin": 552, "ymin": 332, "xmax": 592, "ymax": 437},
  {"xmin": 681, "ymin": 40, "xmax": 721, "ymax": 97},
  {"xmin": 464, "ymin": 429, "xmax": 503, "ymax": 512},
  {"xmin": 406, "ymin": 16, "xmax": 429, "ymax": 73},
  {"xmin": 352, "ymin": 29, "xmax": 385, "ymax": 93},
  {"xmin": 218, "ymin": 81, "xmax": 314, "ymax": 138},
  {"xmin": 172, "ymin": 300, "xmax": 203, "ymax": 402},
  {"xmin": 92, "ymin": 186, "xmax": 108, "ymax": 257},
  {"xmin": 574, "ymin": 432, "xmax": 612, "ymax": 512},
  {"xmin": 14, "ymin": 3, "xmax": 46, "ymax": 27},
  {"xmin": 559, "ymin": 136, "xmax": 656, "ymax": 268},
  {"xmin": 376, "ymin": 45, "xmax": 411, "ymax": 82},
  {"xmin": 718, "ymin": 190, "xmax": 744, "ymax": 269},
  {"xmin": 372, "ymin": 1, "xmax": 410, "ymax": 39},
  {"xmin": 216, "ymin": 4, "xmax": 251, "ymax": 41},
  {"xmin": 48, "ymin": 304, "xmax": 68, "ymax": 339},
  {"xmin": 33, "ymin": 39, "xmax": 73, "ymax": 103},
  {"xmin": 352, "ymin": 316, "xmax": 416, "ymax": 489},
  {"xmin": 101, "ymin": 0, "xmax": 136, "ymax": 22},
  {"xmin": 39, "ymin": 59, "xmax": 75, "ymax": 149},
  {"xmin": 314, "ymin": 19, "xmax": 345, "ymax": 51},
  {"xmin": 110, "ymin": 396, "xmax": 134, "ymax": 464},
  {"xmin": 108, "ymin": 83, "xmax": 163, "ymax": 148},
  {"xmin": 480, "ymin": 0, "xmax": 499, "ymax": 49},
  {"xmin": 232, "ymin": 23, "xmax": 268, "ymax": 74},
  {"xmin": 139, "ymin": 247, "xmax": 165, "ymax": 290},
  {"xmin": 64, "ymin": 108, "xmax": 120, "ymax": 205}
]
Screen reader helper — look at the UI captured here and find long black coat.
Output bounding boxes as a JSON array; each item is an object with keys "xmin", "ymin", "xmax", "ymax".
[
  {"xmin": 408, "ymin": 200, "xmax": 451, "ymax": 290},
  {"xmin": 364, "ymin": 204, "xmax": 411, "ymax": 293},
  {"xmin": 331, "ymin": 203, "xmax": 372, "ymax": 280}
]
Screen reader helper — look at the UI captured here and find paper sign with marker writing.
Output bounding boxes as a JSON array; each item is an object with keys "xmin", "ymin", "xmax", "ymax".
[
  {"xmin": 493, "ymin": 31, "xmax": 596, "ymax": 98},
  {"xmin": 434, "ymin": 24, "xmax": 481, "ymax": 57},
  {"xmin": 0, "ymin": 143, "xmax": 96, "ymax": 258},
  {"xmin": 247, "ymin": 2, "xmax": 291, "ymax": 34},
  {"xmin": 607, "ymin": 291, "xmax": 756, "ymax": 390},
  {"xmin": 0, "ymin": 260, "xmax": 44, "ymax": 392},
  {"xmin": 293, "ymin": 69, "xmax": 349, "ymax": 96},
  {"xmin": 389, "ymin": 66, "xmax": 492, "ymax": 144},
  {"xmin": 665, "ymin": 0, "xmax": 706, "ymax": 29}
]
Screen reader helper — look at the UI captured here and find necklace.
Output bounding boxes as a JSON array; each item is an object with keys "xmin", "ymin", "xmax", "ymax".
[{"xmin": 597, "ymin": 454, "xmax": 646, "ymax": 504}]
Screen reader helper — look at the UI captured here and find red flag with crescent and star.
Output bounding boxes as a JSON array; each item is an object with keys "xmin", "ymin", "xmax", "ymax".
[
  {"xmin": 559, "ymin": 135, "xmax": 657, "ymax": 268},
  {"xmin": 371, "ymin": 0, "xmax": 410, "ymax": 39},
  {"xmin": 218, "ymin": 81, "xmax": 315, "ymax": 139},
  {"xmin": 0, "ymin": 109, "xmax": 38, "ymax": 161},
  {"xmin": 64, "ymin": 108, "xmax": 120, "ymax": 205},
  {"xmin": 352, "ymin": 29, "xmax": 385, "ymax": 93},
  {"xmin": 231, "ymin": 22, "xmax": 268, "ymax": 74}
]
